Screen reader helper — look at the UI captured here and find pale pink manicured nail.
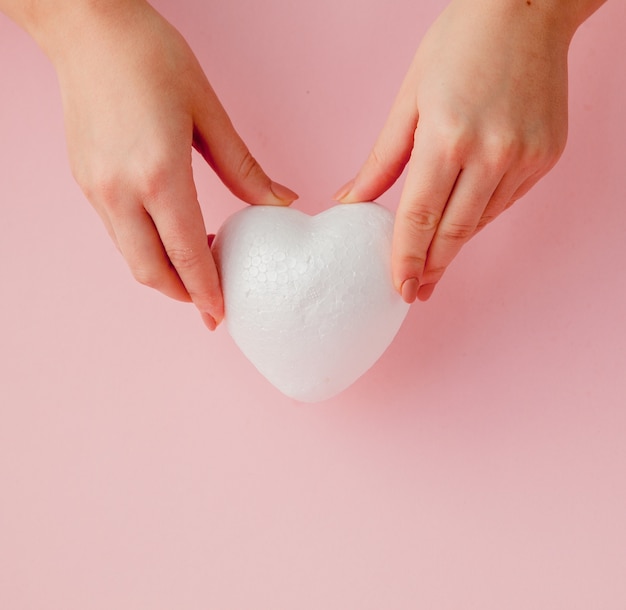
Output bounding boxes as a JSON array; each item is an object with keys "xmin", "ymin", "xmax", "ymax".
[
  {"xmin": 332, "ymin": 178, "xmax": 355, "ymax": 202},
  {"xmin": 401, "ymin": 278, "xmax": 419, "ymax": 304},
  {"xmin": 418, "ymin": 283, "xmax": 437, "ymax": 301},
  {"xmin": 203, "ymin": 312, "xmax": 217, "ymax": 331},
  {"xmin": 270, "ymin": 181, "xmax": 299, "ymax": 203}
]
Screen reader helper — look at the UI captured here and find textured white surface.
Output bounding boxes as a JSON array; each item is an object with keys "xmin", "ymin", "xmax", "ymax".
[{"xmin": 213, "ymin": 203, "xmax": 410, "ymax": 402}]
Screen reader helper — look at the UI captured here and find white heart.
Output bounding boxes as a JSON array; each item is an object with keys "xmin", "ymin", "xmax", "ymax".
[{"xmin": 213, "ymin": 203, "xmax": 409, "ymax": 402}]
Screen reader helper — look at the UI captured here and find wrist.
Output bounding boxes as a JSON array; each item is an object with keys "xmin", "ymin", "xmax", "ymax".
[
  {"xmin": 12, "ymin": 0, "xmax": 148, "ymax": 63},
  {"xmin": 448, "ymin": 0, "xmax": 605, "ymax": 44}
]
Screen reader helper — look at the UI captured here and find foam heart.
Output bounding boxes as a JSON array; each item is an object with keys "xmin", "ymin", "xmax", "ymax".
[{"xmin": 213, "ymin": 203, "xmax": 409, "ymax": 402}]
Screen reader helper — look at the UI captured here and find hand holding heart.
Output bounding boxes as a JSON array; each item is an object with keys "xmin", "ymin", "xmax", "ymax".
[
  {"xmin": 17, "ymin": 0, "xmax": 297, "ymax": 332},
  {"xmin": 334, "ymin": 0, "xmax": 595, "ymax": 303},
  {"xmin": 4, "ymin": 0, "xmax": 604, "ymax": 339}
]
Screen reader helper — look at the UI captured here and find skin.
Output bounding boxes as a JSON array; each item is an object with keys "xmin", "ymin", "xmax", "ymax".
[
  {"xmin": 335, "ymin": 0, "xmax": 607, "ymax": 303},
  {"xmin": 1, "ymin": 0, "xmax": 298, "ymax": 330},
  {"xmin": 2, "ymin": 0, "xmax": 608, "ymax": 323}
]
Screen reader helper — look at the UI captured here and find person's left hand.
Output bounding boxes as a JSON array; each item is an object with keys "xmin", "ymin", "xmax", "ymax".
[{"xmin": 334, "ymin": 0, "xmax": 576, "ymax": 303}]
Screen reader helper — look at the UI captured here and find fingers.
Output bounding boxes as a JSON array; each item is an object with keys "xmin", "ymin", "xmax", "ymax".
[
  {"xmin": 413, "ymin": 166, "xmax": 508, "ymax": 290},
  {"xmin": 57, "ymin": 6, "xmax": 297, "ymax": 331},
  {"xmin": 334, "ymin": 85, "xmax": 418, "ymax": 203},
  {"xmin": 102, "ymin": 166, "xmax": 224, "ymax": 331},
  {"xmin": 390, "ymin": 126, "xmax": 462, "ymax": 299},
  {"xmin": 148, "ymin": 180, "xmax": 223, "ymax": 327},
  {"xmin": 413, "ymin": 169, "xmax": 522, "ymax": 302},
  {"xmin": 392, "ymin": 130, "xmax": 540, "ymax": 303},
  {"xmin": 110, "ymin": 204, "xmax": 192, "ymax": 303},
  {"xmin": 337, "ymin": 105, "xmax": 536, "ymax": 306},
  {"xmin": 192, "ymin": 81, "xmax": 298, "ymax": 207},
  {"xmin": 96, "ymin": 88, "xmax": 295, "ymax": 330}
]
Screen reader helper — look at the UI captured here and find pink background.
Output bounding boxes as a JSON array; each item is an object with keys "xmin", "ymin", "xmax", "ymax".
[{"xmin": 1, "ymin": 1, "xmax": 625, "ymax": 608}]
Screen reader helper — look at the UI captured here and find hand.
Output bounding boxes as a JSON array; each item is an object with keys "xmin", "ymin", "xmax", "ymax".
[
  {"xmin": 334, "ymin": 0, "xmax": 579, "ymax": 303},
  {"xmin": 41, "ymin": 1, "xmax": 298, "ymax": 329}
]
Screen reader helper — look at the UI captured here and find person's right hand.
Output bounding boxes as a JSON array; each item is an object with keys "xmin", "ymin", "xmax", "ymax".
[{"xmin": 36, "ymin": 0, "xmax": 298, "ymax": 330}]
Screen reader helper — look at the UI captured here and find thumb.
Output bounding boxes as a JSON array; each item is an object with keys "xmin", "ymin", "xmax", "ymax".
[
  {"xmin": 334, "ymin": 92, "xmax": 418, "ymax": 204},
  {"xmin": 192, "ymin": 83, "xmax": 298, "ymax": 206}
]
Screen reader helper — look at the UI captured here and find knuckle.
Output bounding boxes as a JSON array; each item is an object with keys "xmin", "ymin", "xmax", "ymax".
[
  {"xmin": 77, "ymin": 165, "xmax": 122, "ymax": 207},
  {"xmin": 475, "ymin": 214, "xmax": 497, "ymax": 233},
  {"xmin": 72, "ymin": 150, "xmax": 185, "ymax": 213},
  {"xmin": 136, "ymin": 157, "xmax": 173, "ymax": 204},
  {"xmin": 520, "ymin": 141, "xmax": 552, "ymax": 172},
  {"xmin": 398, "ymin": 251, "xmax": 427, "ymax": 276},
  {"xmin": 188, "ymin": 287, "xmax": 221, "ymax": 312},
  {"xmin": 370, "ymin": 143, "xmax": 409, "ymax": 182},
  {"xmin": 369, "ymin": 145, "xmax": 386, "ymax": 169},
  {"xmin": 165, "ymin": 246, "xmax": 204, "ymax": 271},
  {"xmin": 402, "ymin": 206, "xmax": 441, "ymax": 235},
  {"xmin": 484, "ymin": 133, "xmax": 519, "ymax": 170},
  {"xmin": 421, "ymin": 264, "xmax": 447, "ymax": 285},
  {"xmin": 439, "ymin": 221, "xmax": 475, "ymax": 242},
  {"xmin": 71, "ymin": 158, "xmax": 131, "ymax": 215},
  {"xmin": 432, "ymin": 116, "xmax": 474, "ymax": 164},
  {"xmin": 476, "ymin": 214, "xmax": 495, "ymax": 230},
  {"xmin": 130, "ymin": 266, "xmax": 162, "ymax": 290},
  {"xmin": 517, "ymin": 131, "xmax": 566, "ymax": 174},
  {"xmin": 236, "ymin": 150, "xmax": 262, "ymax": 183}
]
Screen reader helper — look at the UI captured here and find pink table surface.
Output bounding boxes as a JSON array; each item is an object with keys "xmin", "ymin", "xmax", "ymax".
[{"xmin": 1, "ymin": 1, "xmax": 625, "ymax": 608}]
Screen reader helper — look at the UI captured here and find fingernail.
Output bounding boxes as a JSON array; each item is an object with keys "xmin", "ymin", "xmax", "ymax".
[
  {"xmin": 418, "ymin": 283, "xmax": 437, "ymax": 301},
  {"xmin": 401, "ymin": 278, "xmax": 419, "ymax": 304},
  {"xmin": 203, "ymin": 312, "xmax": 218, "ymax": 331},
  {"xmin": 333, "ymin": 178, "xmax": 355, "ymax": 202},
  {"xmin": 270, "ymin": 181, "xmax": 299, "ymax": 203}
]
